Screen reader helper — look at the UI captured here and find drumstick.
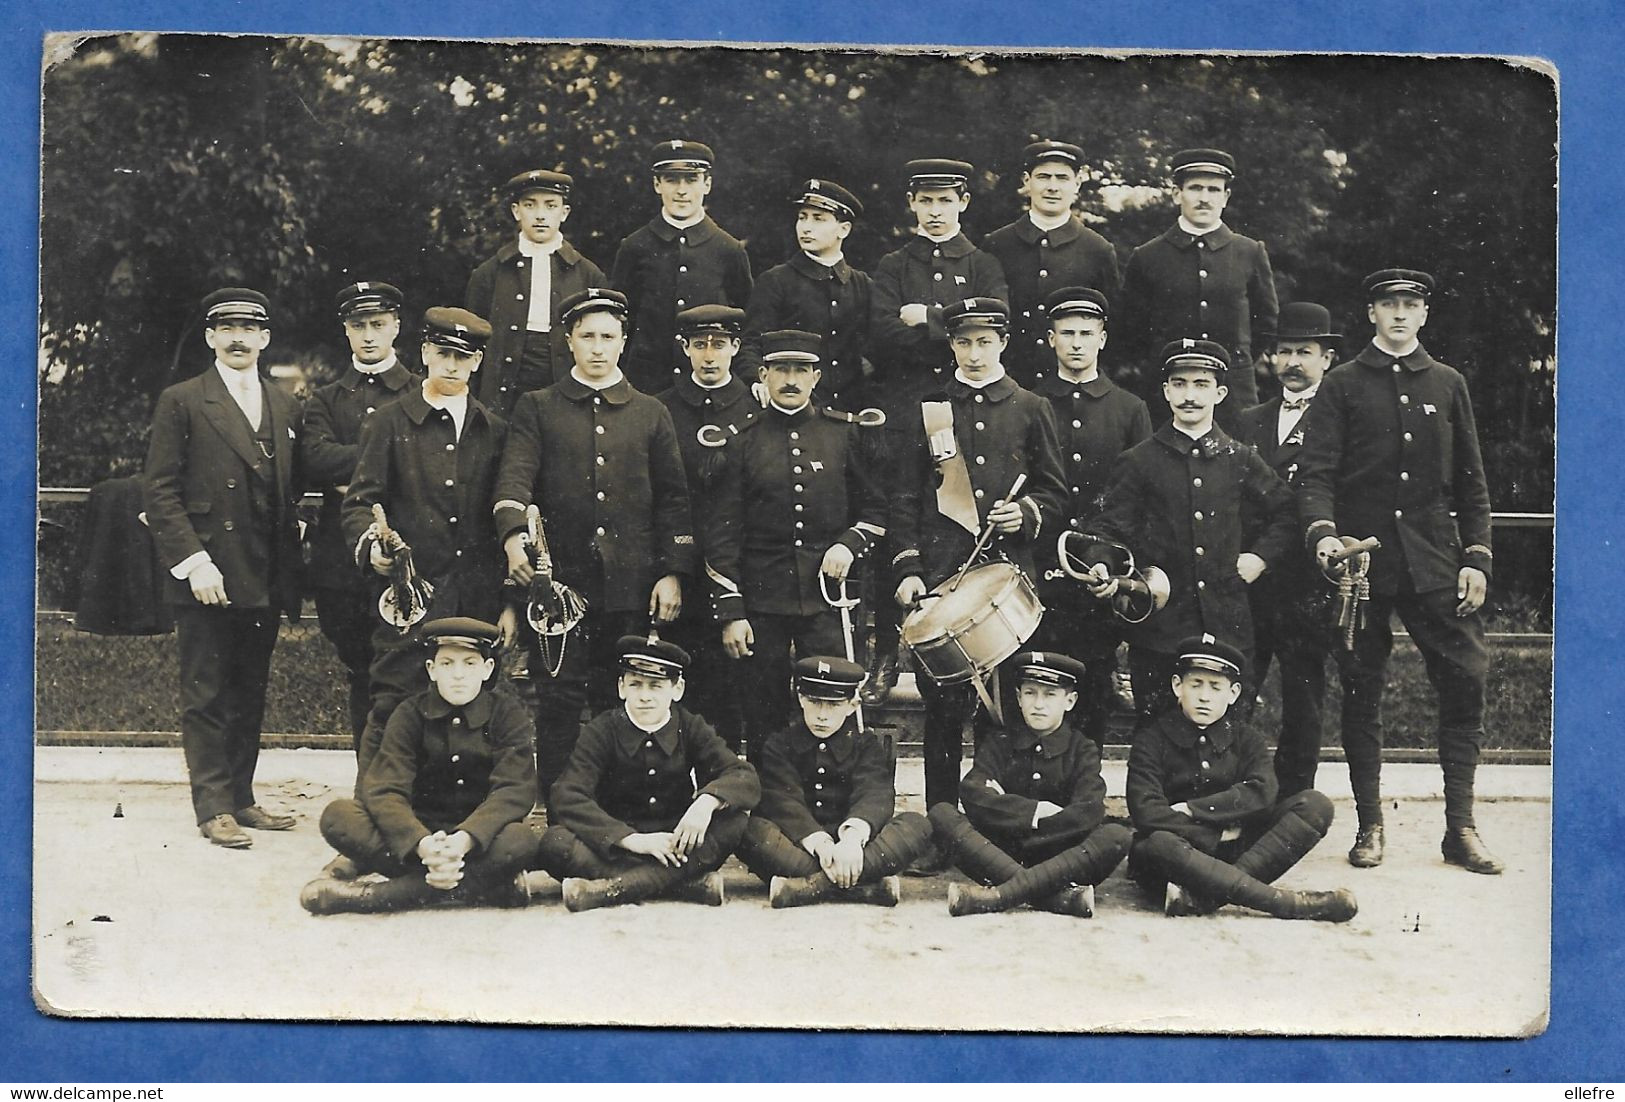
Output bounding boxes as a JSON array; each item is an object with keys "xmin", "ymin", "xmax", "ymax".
[{"xmin": 947, "ymin": 473, "xmax": 1028, "ymax": 593}]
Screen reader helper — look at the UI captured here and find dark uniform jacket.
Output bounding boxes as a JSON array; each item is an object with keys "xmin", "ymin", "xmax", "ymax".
[
  {"xmin": 1089, "ymin": 423, "xmax": 1295, "ymax": 655},
  {"xmin": 302, "ymin": 360, "xmax": 417, "ymax": 590},
  {"xmin": 1126, "ymin": 708, "xmax": 1277, "ymax": 849},
  {"xmin": 743, "ymin": 252, "xmax": 872, "ymax": 401},
  {"xmin": 960, "ymin": 717, "xmax": 1107, "ymax": 849},
  {"xmin": 340, "ymin": 386, "xmax": 509, "ymax": 624},
  {"xmin": 143, "ymin": 367, "xmax": 304, "ymax": 615},
  {"xmin": 1294, "ymin": 342, "xmax": 1494, "ymax": 596},
  {"xmin": 73, "ymin": 476, "xmax": 174, "ymax": 636},
  {"xmin": 1035, "ymin": 373, "xmax": 1154, "ymax": 531},
  {"xmin": 464, "ymin": 238, "xmax": 608, "ymax": 413},
  {"xmin": 756, "ymin": 717, "xmax": 896, "ymax": 840},
  {"xmin": 551, "ymin": 705, "xmax": 761, "ymax": 853},
  {"xmin": 706, "ymin": 403, "xmax": 887, "ymax": 620},
  {"xmin": 1237, "ymin": 395, "xmax": 1332, "ymax": 638},
  {"xmin": 869, "ymin": 233, "xmax": 1009, "ymax": 414},
  {"xmin": 891, "ymin": 374, "xmax": 1067, "ymax": 588},
  {"xmin": 1120, "ymin": 223, "xmax": 1278, "ymax": 427},
  {"xmin": 655, "ymin": 373, "xmax": 758, "ymax": 510},
  {"xmin": 610, "ymin": 214, "xmax": 754, "ymax": 395},
  {"xmin": 493, "ymin": 374, "xmax": 696, "ymax": 614},
  {"xmin": 982, "ymin": 215, "xmax": 1120, "ymax": 388},
  {"xmin": 363, "ymin": 686, "xmax": 536, "ymax": 859}
]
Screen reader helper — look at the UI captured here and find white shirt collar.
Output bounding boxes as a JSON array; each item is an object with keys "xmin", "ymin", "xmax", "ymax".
[
  {"xmin": 1028, "ymin": 209, "xmax": 1071, "ymax": 232},
  {"xmin": 954, "ymin": 366, "xmax": 1006, "ymax": 389},
  {"xmin": 353, "ymin": 352, "xmax": 398, "ymax": 376},
  {"xmin": 916, "ymin": 227, "xmax": 959, "ymax": 244},
  {"xmin": 215, "ymin": 360, "xmax": 257, "ymax": 388},
  {"xmin": 803, "ymin": 250, "xmax": 844, "ymax": 268},
  {"xmin": 625, "ymin": 706, "xmax": 674, "ymax": 734},
  {"xmin": 571, "ymin": 367, "xmax": 625, "ymax": 391},
  {"xmin": 692, "ymin": 373, "xmax": 733, "ymax": 390},
  {"xmin": 1281, "ymin": 383, "xmax": 1320, "ymax": 405},
  {"xmin": 1374, "ymin": 337, "xmax": 1421, "ymax": 359},
  {"xmin": 516, "ymin": 235, "xmax": 563, "ymax": 258},
  {"xmin": 1172, "ymin": 421, "xmax": 1212, "ymax": 441},
  {"xmin": 420, "ymin": 381, "xmax": 468, "ymax": 411},
  {"xmin": 770, "ymin": 398, "xmax": 811, "ymax": 415},
  {"xmin": 1178, "ymin": 216, "xmax": 1225, "ymax": 237},
  {"xmin": 662, "ymin": 209, "xmax": 706, "ymax": 230},
  {"xmin": 1057, "ymin": 365, "xmax": 1101, "ymax": 385}
]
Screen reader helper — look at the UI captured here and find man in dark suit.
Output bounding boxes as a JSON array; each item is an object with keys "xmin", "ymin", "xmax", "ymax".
[
  {"xmin": 1119, "ymin": 149, "xmax": 1279, "ymax": 432},
  {"xmin": 465, "ymin": 169, "xmax": 609, "ymax": 415},
  {"xmin": 1236, "ymin": 302, "xmax": 1340, "ymax": 798},
  {"xmin": 982, "ymin": 141, "xmax": 1120, "ymax": 389},
  {"xmin": 301, "ymin": 280, "xmax": 418, "ymax": 748},
  {"xmin": 1295, "ymin": 270, "xmax": 1502, "ymax": 875},
  {"xmin": 143, "ymin": 287, "xmax": 304, "ymax": 848}
]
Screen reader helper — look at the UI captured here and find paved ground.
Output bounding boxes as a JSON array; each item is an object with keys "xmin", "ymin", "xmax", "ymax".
[{"xmin": 33, "ymin": 747, "xmax": 1550, "ymax": 1036}]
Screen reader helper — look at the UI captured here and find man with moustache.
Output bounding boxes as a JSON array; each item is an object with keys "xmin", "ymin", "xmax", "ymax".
[
  {"xmin": 1295, "ymin": 270, "xmax": 1502, "ymax": 874},
  {"xmin": 465, "ymin": 169, "xmax": 608, "ymax": 415},
  {"xmin": 144, "ymin": 288, "xmax": 305, "ymax": 848},
  {"xmin": 983, "ymin": 141, "xmax": 1120, "ymax": 389},
  {"xmin": 302, "ymin": 280, "xmax": 418, "ymax": 749},
  {"xmin": 1236, "ymin": 302, "xmax": 1341, "ymax": 799},
  {"xmin": 1120, "ymin": 149, "xmax": 1278, "ymax": 433}
]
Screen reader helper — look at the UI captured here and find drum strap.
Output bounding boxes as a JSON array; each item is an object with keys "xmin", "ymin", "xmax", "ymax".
[{"xmin": 921, "ymin": 401, "xmax": 980, "ymax": 536}]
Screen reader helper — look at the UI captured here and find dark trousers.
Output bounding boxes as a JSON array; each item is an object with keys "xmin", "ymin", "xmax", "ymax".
[
  {"xmin": 515, "ymin": 337, "xmax": 555, "ymax": 397},
  {"xmin": 534, "ymin": 811, "xmax": 748, "ymax": 880},
  {"xmin": 314, "ymin": 585, "xmax": 377, "ymax": 750},
  {"xmin": 319, "ymin": 797, "xmax": 537, "ymax": 882},
  {"xmin": 665, "ymin": 612, "xmax": 743, "ymax": 754},
  {"xmin": 735, "ymin": 609, "xmax": 844, "ymax": 761},
  {"xmin": 1128, "ymin": 788, "xmax": 1334, "ymax": 893},
  {"xmin": 1128, "ymin": 644, "xmax": 1256, "ymax": 735},
  {"xmin": 355, "ymin": 620, "xmax": 432, "ymax": 791},
  {"xmin": 1028, "ymin": 588, "xmax": 1121, "ymax": 752},
  {"xmin": 930, "ymin": 803, "xmax": 1132, "ymax": 879},
  {"xmin": 916, "ymin": 655, "xmax": 1022, "ymax": 811},
  {"xmin": 1335, "ymin": 584, "xmax": 1489, "ymax": 829},
  {"xmin": 1253, "ymin": 613, "xmax": 1333, "ymax": 800},
  {"xmin": 531, "ymin": 608, "xmax": 644, "ymax": 803},
  {"xmin": 173, "ymin": 604, "xmax": 281, "ymax": 824},
  {"xmin": 737, "ymin": 812, "xmax": 932, "ymax": 883}
]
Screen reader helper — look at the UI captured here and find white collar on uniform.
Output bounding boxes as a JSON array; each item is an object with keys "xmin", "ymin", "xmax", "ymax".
[
  {"xmin": 516, "ymin": 235, "xmax": 563, "ymax": 258},
  {"xmin": 661, "ymin": 209, "xmax": 706, "ymax": 230},
  {"xmin": 353, "ymin": 352, "xmax": 398, "ymax": 376},
  {"xmin": 1178, "ymin": 216, "xmax": 1225, "ymax": 237},
  {"xmin": 215, "ymin": 360, "xmax": 258, "ymax": 390},
  {"xmin": 1172, "ymin": 421, "xmax": 1212, "ymax": 441},
  {"xmin": 954, "ymin": 366, "xmax": 1006, "ymax": 389},
  {"xmin": 803, "ymin": 250, "xmax": 844, "ymax": 268},
  {"xmin": 1057, "ymin": 365, "xmax": 1101, "ymax": 385},
  {"xmin": 1028, "ymin": 209, "xmax": 1071, "ymax": 232},
  {"xmin": 625, "ymin": 706, "xmax": 674, "ymax": 733},
  {"xmin": 571, "ymin": 366, "xmax": 625, "ymax": 391}
]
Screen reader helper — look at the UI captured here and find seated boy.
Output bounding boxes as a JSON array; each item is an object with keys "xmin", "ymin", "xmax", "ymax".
[
  {"xmin": 738, "ymin": 656, "xmax": 931, "ymax": 907},
  {"xmin": 929, "ymin": 651, "xmax": 1132, "ymax": 918},
  {"xmin": 537, "ymin": 635, "xmax": 760, "ymax": 912},
  {"xmin": 1126, "ymin": 634, "xmax": 1357, "ymax": 922},
  {"xmin": 301, "ymin": 618, "xmax": 538, "ymax": 914}
]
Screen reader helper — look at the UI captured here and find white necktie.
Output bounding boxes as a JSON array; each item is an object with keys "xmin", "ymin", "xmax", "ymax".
[{"xmin": 235, "ymin": 374, "xmax": 262, "ymax": 430}]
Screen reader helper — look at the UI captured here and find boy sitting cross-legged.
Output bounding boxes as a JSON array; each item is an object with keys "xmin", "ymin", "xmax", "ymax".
[
  {"xmin": 738, "ymin": 656, "xmax": 932, "ymax": 908},
  {"xmin": 929, "ymin": 651, "xmax": 1132, "ymax": 918}
]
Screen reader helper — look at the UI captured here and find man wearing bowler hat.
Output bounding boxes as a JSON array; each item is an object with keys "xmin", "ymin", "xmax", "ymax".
[
  {"xmin": 465, "ymin": 169, "xmax": 608, "ymax": 415},
  {"xmin": 1120, "ymin": 148, "xmax": 1279, "ymax": 432},
  {"xmin": 143, "ymin": 287, "xmax": 305, "ymax": 848},
  {"xmin": 1295, "ymin": 269, "xmax": 1503, "ymax": 874},
  {"xmin": 1236, "ymin": 302, "xmax": 1342, "ymax": 799},
  {"xmin": 611, "ymin": 140, "xmax": 754, "ymax": 394},
  {"xmin": 983, "ymin": 141, "xmax": 1120, "ymax": 389}
]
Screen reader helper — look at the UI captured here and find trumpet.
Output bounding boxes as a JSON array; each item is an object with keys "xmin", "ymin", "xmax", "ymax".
[
  {"xmin": 524, "ymin": 505, "xmax": 587, "ymax": 675},
  {"xmin": 371, "ymin": 503, "xmax": 435, "ymax": 630},
  {"xmin": 1056, "ymin": 531, "xmax": 1171, "ymax": 624}
]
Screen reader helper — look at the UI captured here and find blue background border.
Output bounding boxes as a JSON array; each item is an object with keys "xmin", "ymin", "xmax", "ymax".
[{"xmin": 6, "ymin": 0, "xmax": 1612, "ymax": 1082}]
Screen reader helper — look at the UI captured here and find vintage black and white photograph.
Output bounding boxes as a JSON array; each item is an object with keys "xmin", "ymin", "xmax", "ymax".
[{"xmin": 33, "ymin": 34, "xmax": 1555, "ymax": 1034}]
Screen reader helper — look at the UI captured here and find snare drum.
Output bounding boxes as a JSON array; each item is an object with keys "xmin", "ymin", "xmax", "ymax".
[{"xmin": 901, "ymin": 562, "xmax": 1044, "ymax": 685}]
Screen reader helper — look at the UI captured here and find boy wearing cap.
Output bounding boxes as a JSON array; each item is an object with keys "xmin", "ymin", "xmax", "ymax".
[
  {"xmin": 655, "ymin": 303, "xmax": 756, "ymax": 751},
  {"xmin": 1126, "ymin": 634, "xmax": 1356, "ymax": 922},
  {"xmin": 611, "ymin": 140, "xmax": 753, "ymax": 395},
  {"xmin": 1236, "ymin": 302, "xmax": 1341, "ymax": 799},
  {"xmin": 144, "ymin": 287, "xmax": 304, "ymax": 848},
  {"xmin": 342, "ymin": 307, "xmax": 514, "ymax": 786},
  {"xmin": 301, "ymin": 618, "xmax": 537, "ymax": 914},
  {"xmin": 892, "ymin": 298, "xmax": 1067, "ymax": 814},
  {"xmin": 1030, "ymin": 286, "xmax": 1152, "ymax": 749},
  {"xmin": 538, "ymin": 635, "xmax": 760, "ymax": 911},
  {"xmin": 739, "ymin": 656, "xmax": 929, "ymax": 907},
  {"xmin": 1295, "ymin": 270, "xmax": 1502, "ymax": 874},
  {"xmin": 465, "ymin": 169, "xmax": 608, "ymax": 416},
  {"xmin": 705, "ymin": 329, "xmax": 888, "ymax": 757},
  {"xmin": 1120, "ymin": 149, "xmax": 1278, "ymax": 432},
  {"xmin": 1083, "ymin": 339, "xmax": 1295, "ymax": 728},
  {"xmin": 929, "ymin": 651, "xmax": 1132, "ymax": 917},
  {"xmin": 495, "ymin": 288, "xmax": 696, "ymax": 803},
  {"xmin": 303, "ymin": 281, "xmax": 420, "ymax": 748},
  {"xmin": 983, "ymin": 142, "xmax": 1120, "ymax": 389}
]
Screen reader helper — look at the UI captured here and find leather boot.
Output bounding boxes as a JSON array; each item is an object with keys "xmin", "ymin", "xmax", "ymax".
[
  {"xmin": 663, "ymin": 870, "xmax": 726, "ymax": 906},
  {"xmin": 319, "ymin": 854, "xmax": 361, "ymax": 880},
  {"xmin": 300, "ymin": 873, "xmax": 437, "ymax": 915},
  {"xmin": 1038, "ymin": 883, "xmax": 1095, "ymax": 918},
  {"xmin": 860, "ymin": 647, "xmax": 900, "ymax": 707},
  {"xmin": 769, "ymin": 873, "xmax": 835, "ymax": 908},
  {"xmin": 1279, "ymin": 888, "xmax": 1359, "ymax": 922},
  {"xmin": 1164, "ymin": 881, "xmax": 1218, "ymax": 917},
  {"xmin": 563, "ymin": 861, "xmax": 687, "ymax": 912},
  {"xmin": 1348, "ymin": 823, "xmax": 1386, "ymax": 868},
  {"xmin": 946, "ymin": 882, "xmax": 1004, "ymax": 917},
  {"xmin": 1442, "ymin": 827, "xmax": 1504, "ymax": 875}
]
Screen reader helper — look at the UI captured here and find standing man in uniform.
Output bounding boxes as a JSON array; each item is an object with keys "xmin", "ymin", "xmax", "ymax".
[
  {"xmin": 868, "ymin": 158, "xmax": 1009, "ymax": 704},
  {"xmin": 144, "ymin": 287, "xmax": 304, "ymax": 848},
  {"xmin": 1029, "ymin": 287, "xmax": 1151, "ymax": 750},
  {"xmin": 1235, "ymin": 302, "xmax": 1340, "ymax": 798},
  {"xmin": 302, "ymin": 280, "xmax": 418, "ymax": 749},
  {"xmin": 983, "ymin": 141, "xmax": 1120, "ymax": 390},
  {"xmin": 341, "ymin": 307, "xmax": 514, "ymax": 786},
  {"xmin": 1082, "ymin": 340, "xmax": 1295, "ymax": 730},
  {"xmin": 655, "ymin": 303, "xmax": 757, "ymax": 751},
  {"xmin": 705, "ymin": 330, "xmax": 888, "ymax": 760},
  {"xmin": 891, "ymin": 298, "xmax": 1066, "ymax": 816},
  {"xmin": 611, "ymin": 140, "xmax": 753, "ymax": 395},
  {"xmin": 464, "ymin": 169, "xmax": 608, "ymax": 416},
  {"xmin": 1295, "ymin": 270, "xmax": 1502, "ymax": 874},
  {"xmin": 495, "ymin": 288, "xmax": 697, "ymax": 804},
  {"xmin": 1120, "ymin": 148, "xmax": 1278, "ymax": 433}
]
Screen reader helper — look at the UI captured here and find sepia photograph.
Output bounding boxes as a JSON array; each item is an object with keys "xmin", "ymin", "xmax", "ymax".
[{"xmin": 32, "ymin": 33, "xmax": 1555, "ymax": 1036}]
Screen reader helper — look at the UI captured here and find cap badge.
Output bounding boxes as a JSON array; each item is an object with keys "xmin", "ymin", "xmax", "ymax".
[
  {"xmin": 816, "ymin": 660, "xmax": 830, "ymax": 675},
  {"xmin": 1201, "ymin": 632, "xmax": 1215, "ymax": 644},
  {"xmin": 1183, "ymin": 338, "xmax": 1197, "ymax": 349},
  {"xmin": 671, "ymin": 140, "xmax": 683, "ymax": 150}
]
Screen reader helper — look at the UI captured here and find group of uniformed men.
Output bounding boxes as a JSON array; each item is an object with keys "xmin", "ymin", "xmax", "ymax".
[{"xmin": 140, "ymin": 137, "xmax": 1506, "ymax": 923}]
